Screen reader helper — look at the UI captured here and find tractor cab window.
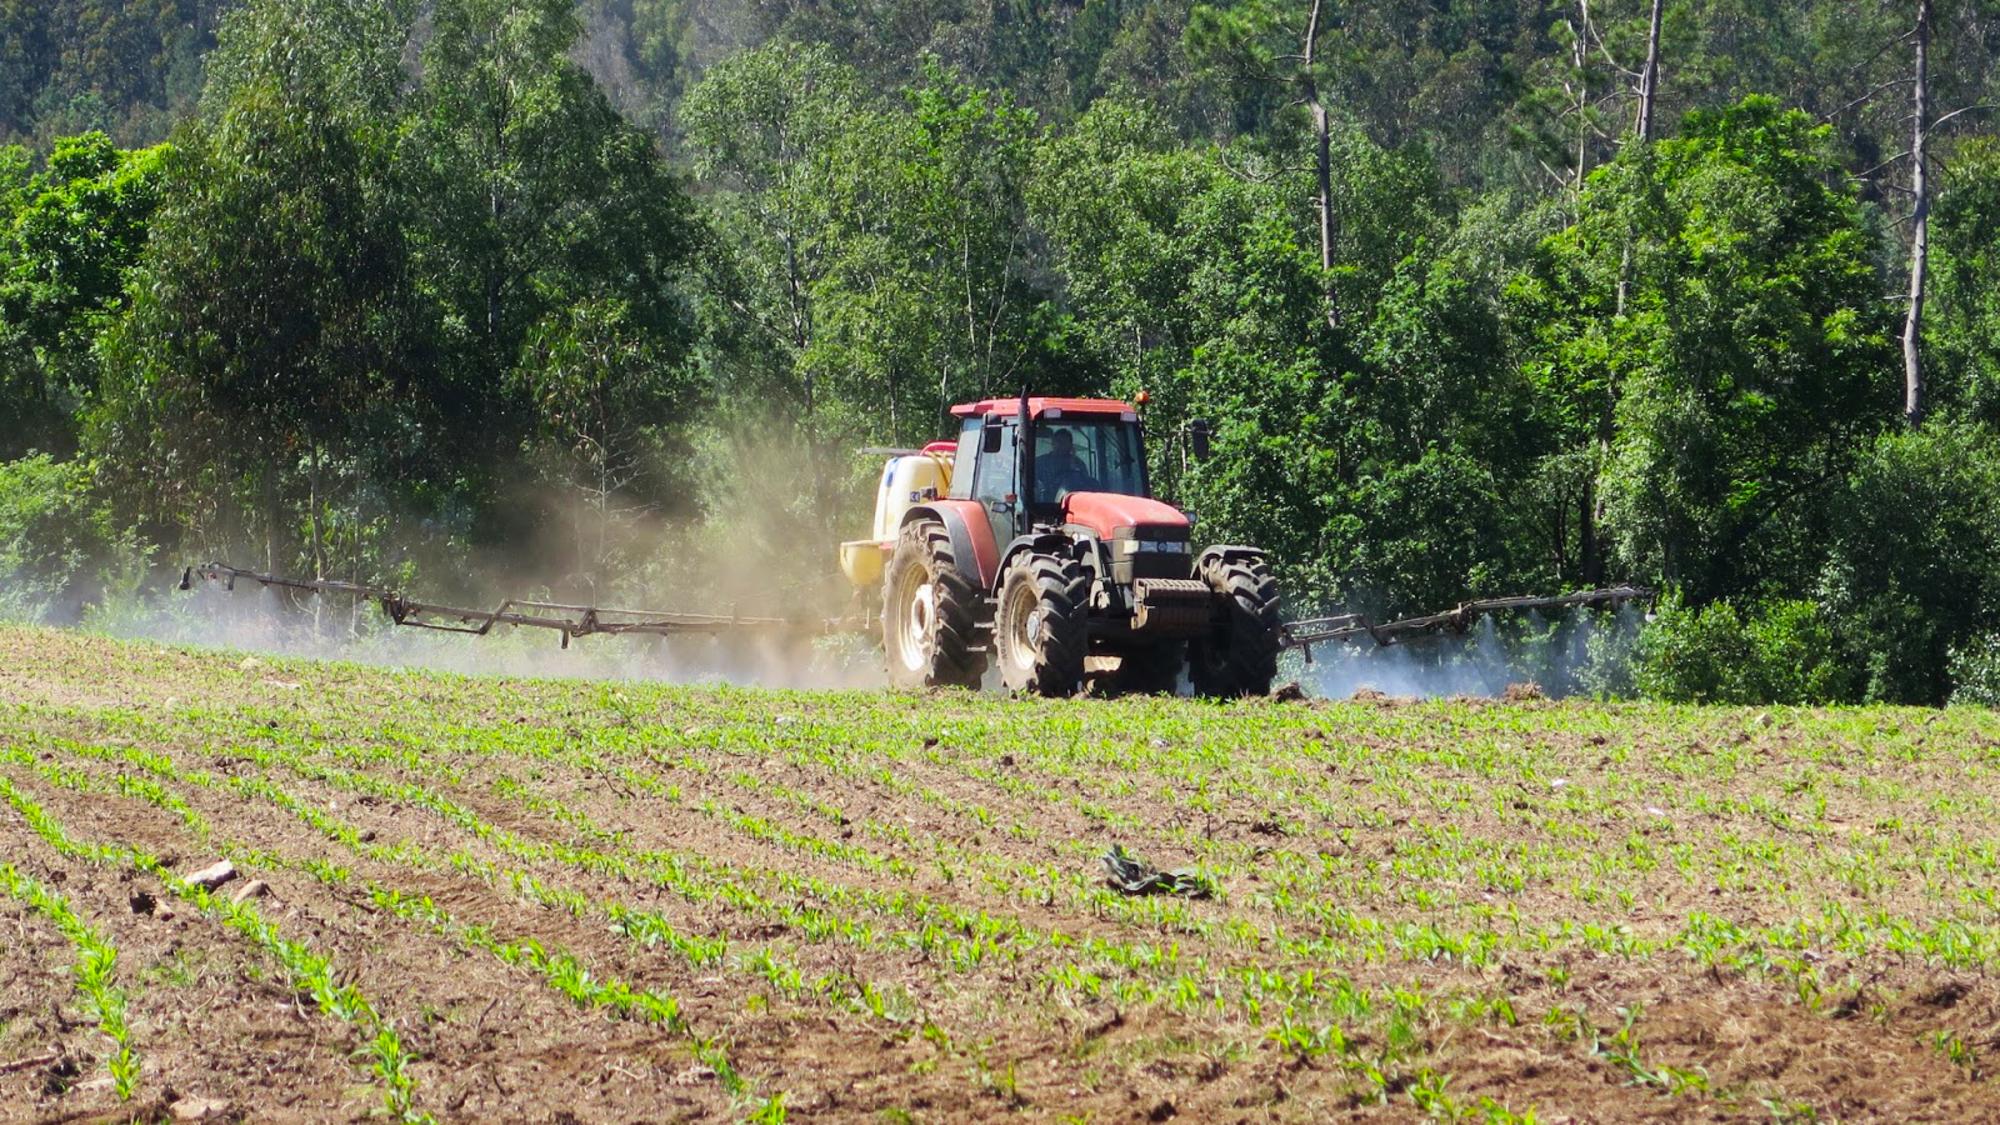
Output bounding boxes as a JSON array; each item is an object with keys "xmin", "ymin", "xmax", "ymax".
[
  {"xmin": 948, "ymin": 417, "xmax": 983, "ymax": 500},
  {"xmin": 1031, "ymin": 419, "xmax": 1146, "ymax": 504},
  {"xmin": 950, "ymin": 416, "xmax": 1019, "ymax": 505}
]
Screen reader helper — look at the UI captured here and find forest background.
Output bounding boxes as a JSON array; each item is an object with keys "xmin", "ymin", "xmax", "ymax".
[{"xmin": 4, "ymin": 0, "xmax": 2000, "ymax": 704}]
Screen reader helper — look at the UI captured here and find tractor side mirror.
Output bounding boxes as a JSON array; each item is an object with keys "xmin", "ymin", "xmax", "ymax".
[
  {"xmin": 981, "ymin": 414, "xmax": 1005, "ymax": 454},
  {"xmin": 1187, "ymin": 419, "xmax": 1213, "ymax": 462}
]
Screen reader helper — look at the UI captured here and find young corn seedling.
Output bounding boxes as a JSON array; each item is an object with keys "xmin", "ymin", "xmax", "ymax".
[
  {"xmin": 0, "ymin": 774, "xmax": 429, "ymax": 1123},
  {"xmin": 0, "ymin": 863, "xmax": 142, "ymax": 1100}
]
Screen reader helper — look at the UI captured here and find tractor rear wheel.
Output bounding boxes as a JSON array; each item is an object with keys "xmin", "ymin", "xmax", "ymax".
[
  {"xmin": 1189, "ymin": 553, "xmax": 1281, "ymax": 698},
  {"xmin": 882, "ymin": 520, "xmax": 986, "ymax": 689},
  {"xmin": 994, "ymin": 552, "xmax": 1088, "ymax": 697}
]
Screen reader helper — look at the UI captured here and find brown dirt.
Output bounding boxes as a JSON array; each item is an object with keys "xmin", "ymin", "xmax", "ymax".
[{"xmin": 2, "ymin": 626, "xmax": 1998, "ymax": 1122}]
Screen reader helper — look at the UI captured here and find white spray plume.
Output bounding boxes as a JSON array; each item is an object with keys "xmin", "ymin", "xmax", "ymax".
[
  {"xmin": 1290, "ymin": 605, "xmax": 1643, "ymax": 700},
  {"xmin": 83, "ymin": 577, "xmax": 887, "ymax": 689}
]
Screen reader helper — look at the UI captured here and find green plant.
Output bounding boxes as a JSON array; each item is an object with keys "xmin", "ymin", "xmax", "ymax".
[
  {"xmin": 1948, "ymin": 631, "xmax": 2000, "ymax": 707},
  {"xmin": 1636, "ymin": 595, "xmax": 1853, "ymax": 704},
  {"xmin": 0, "ymin": 454, "xmax": 146, "ymax": 624},
  {"xmin": 0, "ymin": 862, "xmax": 140, "ymax": 1099}
]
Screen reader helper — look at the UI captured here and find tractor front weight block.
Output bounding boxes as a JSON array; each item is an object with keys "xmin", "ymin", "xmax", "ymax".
[{"xmin": 1129, "ymin": 578, "xmax": 1213, "ymax": 636}]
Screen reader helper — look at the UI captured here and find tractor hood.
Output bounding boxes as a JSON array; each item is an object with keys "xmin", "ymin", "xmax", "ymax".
[{"xmin": 1059, "ymin": 492, "xmax": 1191, "ymax": 540}]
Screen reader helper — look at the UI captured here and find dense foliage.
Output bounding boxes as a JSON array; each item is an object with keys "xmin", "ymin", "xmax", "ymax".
[{"xmin": 3, "ymin": 0, "xmax": 2000, "ymax": 702}]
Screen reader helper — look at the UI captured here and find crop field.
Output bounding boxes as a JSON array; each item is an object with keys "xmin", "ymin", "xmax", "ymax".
[{"xmin": 3, "ymin": 627, "xmax": 1999, "ymax": 1122}]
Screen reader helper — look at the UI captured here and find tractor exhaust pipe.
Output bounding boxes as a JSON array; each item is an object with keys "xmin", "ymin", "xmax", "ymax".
[{"xmin": 1017, "ymin": 384, "xmax": 1035, "ymax": 527}]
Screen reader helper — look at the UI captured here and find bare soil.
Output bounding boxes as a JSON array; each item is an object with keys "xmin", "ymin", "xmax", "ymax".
[{"xmin": 3, "ymin": 626, "xmax": 1999, "ymax": 1122}]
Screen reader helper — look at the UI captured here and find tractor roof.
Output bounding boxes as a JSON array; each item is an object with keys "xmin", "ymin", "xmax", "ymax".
[{"xmin": 948, "ymin": 397, "xmax": 1137, "ymax": 419}]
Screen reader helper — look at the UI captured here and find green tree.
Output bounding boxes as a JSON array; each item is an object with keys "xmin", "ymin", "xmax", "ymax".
[
  {"xmin": 514, "ymin": 297, "xmax": 699, "ymax": 595},
  {"xmin": 1927, "ymin": 138, "xmax": 2000, "ymax": 422},
  {"xmin": 681, "ymin": 40, "xmax": 862, "ymax": 427},
  {"xmin": 0, "ymin": 0, "xmax": 227, "ymax": 145},
  {"xmin": 1032, "ymin": 97, "xmax": 1524, "ymax": 614},
  {"xmin": 0, "ymin": 131, "xmax": 168, "ymax": 455},
  {"xmin": 404, "ymin": 0, "xmax": 698, "ymax": 505},
  {"xmin": 89, "ymin": 0, "xmax": 411, "ymax": 573},
  {"xmin": 1821, "ymin": 421, "xmax": 2000, "ymax": 703},
  {"xmin": 803, "ymin": 60, "xmax": 1045, "ymax": 443},
  {"xmin": 1519, "ymin": 97, "xmax": 1896, "ymax": 603},
  {"xmin": 1030, "ymin": 100, "xmax": 1338, "ymax": 596}
]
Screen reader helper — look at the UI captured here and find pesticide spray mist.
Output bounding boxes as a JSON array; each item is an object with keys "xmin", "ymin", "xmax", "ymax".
[
  {"xmin": 105, "ymin": 576, "xmax": 890, "ymax": 688},
  {"xmin": 66, "ymin": 555, "xmax": 1650, "ymax": 698},
  {"xmin": 110, "ymin": 584, "xmax": 1643, "ymax": 699},
  {"xmin": 1291, "ymin": 603, "xmax": 1644, "ymax": 700}
]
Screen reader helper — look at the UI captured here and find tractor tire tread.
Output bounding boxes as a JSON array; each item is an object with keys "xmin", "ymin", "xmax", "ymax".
[
  {"xmin": 998, "ymin": 552, "xmax": 1088, "ymax": 697},
  {"xmin": 883, "ymin": 520, "xmax": 986, "ymax": 689},
  {"xmin": 1190, "ymin": 553, "xmax": 1283, "ymax": 698}
]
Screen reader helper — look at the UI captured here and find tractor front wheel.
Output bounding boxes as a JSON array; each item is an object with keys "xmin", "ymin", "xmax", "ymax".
[
  {"xmin": 882, "ymin": 520, "xmax": 986, "ymax": 689},
  {"xmin": 994, "ymin": 552, "xmax": 1088, "ymax": 697},
  {"xmin": 1189, "ymin": 553, "xmax": 1282, "ymax": 698}
]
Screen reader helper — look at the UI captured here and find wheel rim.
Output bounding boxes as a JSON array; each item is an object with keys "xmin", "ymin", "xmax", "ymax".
[
  {"xmin": 896, "ymin": 573, "xmax": 936, "ymax": 673},
  {"xmin": 1003, "ymin": 581, "xmax": 1040, "ymax": 673}
]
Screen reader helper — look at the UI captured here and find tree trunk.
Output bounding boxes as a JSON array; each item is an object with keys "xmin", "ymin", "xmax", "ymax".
[
  {"xmin": 1573, "ymin": 0, "xmax": 1590, "ymax": 199},
  {"xmin": 1304, "ymin": 0, "xmax": 1338, "ymax": 328},
  {"xmin": 307, "ymin": 438, "xmax": 325, "ymax": 633},
  {"xmin": 1578, "ymin": 484, "xmax": 1601, "ymax": 586},
  {"xmin": 263, "ymin": 455, "xmax": 281, "ymax": 577},
  {"xmin": 1636, "ymin": 0, "xmax": 1664, "ymax": 144},
  {"xmin": 1613, "ymin": 0, "xmax": 1661, "ymax": 319},
  {"xmin": 308, "ymin": 439, "xmax": 325, "ymax": 582},
  {"xmin": 1587, "ymin": 0, "xmax": 1668, "ymax": 582},
  {"xmin": 1903, "ymin": 0, "xmax": 1931, "ymax": 427},
  {"xmin": 782, "ymin": 229, "xmax": 814, "ymax": 416}
]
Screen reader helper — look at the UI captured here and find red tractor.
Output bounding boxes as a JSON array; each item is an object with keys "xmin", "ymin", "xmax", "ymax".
[{"xmin": 839, "ymin": 393, "xmax": 1282, "ymax": 697}]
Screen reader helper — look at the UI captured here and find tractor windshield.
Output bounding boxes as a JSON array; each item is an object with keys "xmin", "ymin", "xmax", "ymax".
[{"xmin": 1030, "ymin": 418, "xmax": 1146, "ymax": 504}]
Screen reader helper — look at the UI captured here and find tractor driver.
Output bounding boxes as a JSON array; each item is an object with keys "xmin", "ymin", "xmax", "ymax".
[{"xmin": 1034, "ymin": 428, "xmax": 1099, "ymax": 500}]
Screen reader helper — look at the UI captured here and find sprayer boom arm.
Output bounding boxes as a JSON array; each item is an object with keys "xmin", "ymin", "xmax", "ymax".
[
  {"xmin": 1281, "ymin": 585, "xmax": 1652, "ymax": 657},
  {"xmin": 181, "ymin": 562, "xmax": 1646, "ymax": 661},
  {"xmin": 181, "ymin": 563, "xmax": 863, "ymax": 646}
]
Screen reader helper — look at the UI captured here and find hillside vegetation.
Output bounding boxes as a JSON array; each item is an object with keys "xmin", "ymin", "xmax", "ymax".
[
  {"xmin": 4, "ymin": 626, "xmax": 2000, "ymax": 1119},
  {"xmin": 4, "ymin": 0, "xmax": 2000, "ymax": 703}
]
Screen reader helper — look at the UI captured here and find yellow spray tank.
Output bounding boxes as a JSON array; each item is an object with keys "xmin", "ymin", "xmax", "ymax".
[{"xmin": 839, "ymin": 442, "xmax": 955, "ymax": 587}]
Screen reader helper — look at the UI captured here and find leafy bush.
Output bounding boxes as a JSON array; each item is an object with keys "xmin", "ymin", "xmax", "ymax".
[
  {"xmin": 1820, "ymin": 422, "xmax": 2000, "ymax": 703},
  {"xmin": 1334, "ymin": 447, "xmax": 1514, "ymax": 620},
  {"xmin": 1741, "ymin": 599, "xmax": 1854, "ymax": 704},
  {"xmin": 1575, "ymin": 608, "xmax": 1643, "ymax": 699},
  {"xmin": 1634, "ymin": 596, "xmax": 1747, "ymax": 703},
  {"xmin": 1635, "ymin": 595, "xmax": 1853, "ymax": 704},
  {"xmin": 1948, "ymin": 633, "xmax": 2000, "ymax": 708},
  {"xmin": 0, "ymin": 455, "xmax": 144, "ymax": 623}
]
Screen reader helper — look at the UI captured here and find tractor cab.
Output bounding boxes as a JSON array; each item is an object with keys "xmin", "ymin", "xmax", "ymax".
[
  {"xmin": 946, "ymin": 397, "xmax": 1158, "ymax": 543},
  {"xmin": 842, "ymin": 393, "xmax": 1282, "ymax": 699}
]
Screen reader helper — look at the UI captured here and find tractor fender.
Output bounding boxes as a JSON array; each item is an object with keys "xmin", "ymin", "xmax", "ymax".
[
  {"xmin": 996, "ymin": 531, "xmax": 1082, "ymax": 587},
  {"xmin": 1195, "ymin": 544, "xmax": 1267, "ymax": 570},
  {"xmin": 1061, "ymin": 525, "xmax": 1116, "ymax": 606},
  {"xmin": 901, "ymin": 501, "xmax": 998, "ymax": 590}
]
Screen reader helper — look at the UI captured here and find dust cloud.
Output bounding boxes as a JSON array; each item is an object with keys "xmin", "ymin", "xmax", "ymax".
[
  {"xmin": 46, "ymin": 430, "xmax": 892, "ymax": 688},
  {"xmin": 101, "ymin": 576, "xmax": 889, "ymax": 688}
]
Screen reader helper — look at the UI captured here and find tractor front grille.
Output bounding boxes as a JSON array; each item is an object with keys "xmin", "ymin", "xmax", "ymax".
[{"xmin": 1111, "ymin": 547, "xmax": 1193, "ymax": 586}]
